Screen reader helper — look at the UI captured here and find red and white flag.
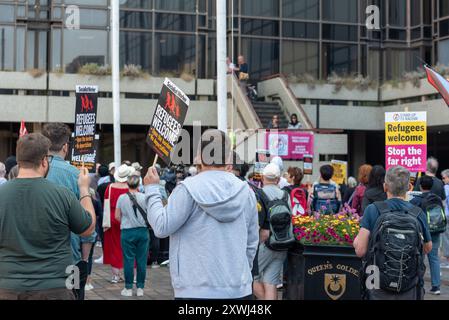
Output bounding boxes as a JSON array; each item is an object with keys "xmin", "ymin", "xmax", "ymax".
[
  {"xmin": 19, "ymin": 120, "xmax": 28, "ymax": 137},
  {"xmin": 425, "ymin": 65, "xmax": 449, "ymax": 107}
]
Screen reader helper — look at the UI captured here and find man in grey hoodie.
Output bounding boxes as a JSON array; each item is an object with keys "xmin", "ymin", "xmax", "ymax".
[{"xmin": 143, "ymin": 130, "xmax": 259, "ymax": 299}]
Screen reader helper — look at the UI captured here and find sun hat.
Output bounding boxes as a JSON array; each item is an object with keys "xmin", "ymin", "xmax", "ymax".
[
  {"xmin": 114, "ymin": 164, "xmax": 136, "ymax": 183},
  {"xmin": 263, "ymin": 163, "xmax": 281, "ymax": 179},
  {"xmin": 108, "ymin": 162, "xmax": 116, "ymax": 172}
]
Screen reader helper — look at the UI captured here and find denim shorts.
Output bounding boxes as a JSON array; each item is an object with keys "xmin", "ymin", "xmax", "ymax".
[
  {"xmin": 253, "ymin": 243, "xmax": 287, "ymax": 285},
  {"xmin": 80, "ymin": 231, "xmax": 97, "ymax": 244}
]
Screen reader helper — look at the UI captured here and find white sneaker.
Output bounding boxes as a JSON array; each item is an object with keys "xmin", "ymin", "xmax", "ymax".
[
  {"xmin": 85, "ymin": 283, "xmax": 94, "ymax": 291},
  {"xmin": 111, "ymin": 275, "xmax": 120, "ymax": 284},
  {"xmin": 136, "ymin": 288, "xmax": 144, "ymax": 297},
  {"xmin": 160, "ymin": 259, "xmax": 169, "ymax": 267},
  {"xmin": 94, "ymin": 256, "xmax": 103, "ymax": 264},
  {"xmin": 151, "ymin": 262, "xmax": 160, "ymax": 269},
  {"xmin": 121, "ymin": 288, "xmax": 133, "ymax": 297},
  {"xmin": 95, "ymin": 242, "xmax": 102, "ymax": 248},
  {"xmin": 133, "ymin": 277, "xmax": 137, "ymax": 284}
]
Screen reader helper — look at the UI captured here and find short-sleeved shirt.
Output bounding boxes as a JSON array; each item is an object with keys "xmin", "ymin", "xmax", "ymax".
[
  {"xmin": 0, "ymin": 178, "xmax": 92, "ymax": 291},
  {"xmin": 116, "ymin": 192, "xmax": 148, "ymax": 230},
  {"xmin": 414, "ymin": 176, "xmax": 446, "ymax": 201},
  {"xmin": 360, "ymin": 198, "xmax": 431, "ymax": 243}
]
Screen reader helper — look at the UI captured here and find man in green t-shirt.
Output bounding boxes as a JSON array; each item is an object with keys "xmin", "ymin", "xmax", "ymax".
[{"xmin": 0, "ymin": 133, "xmax": 96, "ymax": 300}]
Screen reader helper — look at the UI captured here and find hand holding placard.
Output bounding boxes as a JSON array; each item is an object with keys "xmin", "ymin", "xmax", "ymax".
[{"xmin": 144, "ymin": 166, "xmax": 160, "ymax": 186}]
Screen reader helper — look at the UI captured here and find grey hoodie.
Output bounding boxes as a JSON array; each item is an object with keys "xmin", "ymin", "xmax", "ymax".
[{"xmin": 145, "ymin": 170, "xmax": 259, "ymax": 299}]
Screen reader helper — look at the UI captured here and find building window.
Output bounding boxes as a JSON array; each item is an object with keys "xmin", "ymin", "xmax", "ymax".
[
  {"xmin": 155, "ymin": 0, "xmax": 196, "ymax": 12},
  {"xmin": 0, "ymin": 4, "xmax": 15, "ymax": 23},
  {"xmin": 65, "ymin": 0, "xmax": 108, "ymax": 5},
  {"xmin": 283, "ymin": 21, "xmax": 319, "ymax": 39},
  {"xmin": 80, "ymin": 9, "xmax": 108, "ymax": 27},
  {"xmin": 411, "ymin": 0, "xmax": 421, "ymax": 26},
  {"xmin": 155, "ymin": 13, "xmax": 196, "ymax": 32},
  {"xmin": 0, "ymin": 26, "xmax": 13, "ymax": 71},
  {"xmin": 322, "ymin": 24, "xmax": 358, "ymax": 42},
  {"xmin": 441, "ymin": 0, "xmax": 449, "ymax": 18},
  {"xmin": 323, "ymin": 43, "xmax": 358, "ymax": 77},
  {"xmin": 440, "ymin": 19, "xmax": 449, "ymax": 37},
  {"xmin": 386, "ymin": 49, "xmax": 420, "ymax": 79},
  {"xmin": 241, "ymin": 19, "xmax": 279, "ymax": 37},
  {"xmin": 282, "ymin": 41, "xmax": 318, "ymax": 78},
  {"xmin": 120, "ymin": 31, "xmax": 151, "ymax": 72},
  {"xmin": 322, "ymin": 0, "xmax": 357, "ymax": 23},
  {"xmin": 120, "ymin": 10, "xmax": 152, "ymax": 29},
  {"xmin": 389, "ymin": 0, "xmax": 406, "ymax": 27},
  {"xmin": 241, "ymin": 0, "xmax": 280, "ymax": 17},
  {"xmin": 120, "ymin": 0, "xmax": 152, "ymax": 9},
  {"xmin": 438, "ymin": 39, "xmax": 449, "ymax": 66},
  {"xmin": 63, "ymin": 29, "xmax": 109, "ymax": 73},
  {"xmin": 154, "ymin": 33, "xmax": 196, "ymax": 77},
  {"xmin": 241, "ymin": 38, "xmax": 279, "ymax": 80},
  {"xmin": 282, "ymin": 0, "xmax": 318, "ymax": 20},
  {"xmin": 389, "ymin": 28, "xmax": 407, "ymax": 40}
]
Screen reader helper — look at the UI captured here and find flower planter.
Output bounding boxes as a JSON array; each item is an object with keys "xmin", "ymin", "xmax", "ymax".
[{"xmin": 284, "ymin": 244, "xmax": 362, "ymax": 300}]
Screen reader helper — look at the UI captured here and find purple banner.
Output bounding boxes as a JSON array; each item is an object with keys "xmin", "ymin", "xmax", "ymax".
[{"xmin": 265, "ymin": 131, "xmax": 314, "ymax": 160}]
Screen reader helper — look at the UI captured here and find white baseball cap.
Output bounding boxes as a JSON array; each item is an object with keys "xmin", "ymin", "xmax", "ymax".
[
  {"xmin": 108, "ymin": 162, "xmax": 116, "ymax": 171},
  {"xmin": 270, "ymin": 156, "xmax": 284, "ymax": 172},
  {"xmin": 263, "ymin": 163, "xmax": 281, "ymax": 179}
]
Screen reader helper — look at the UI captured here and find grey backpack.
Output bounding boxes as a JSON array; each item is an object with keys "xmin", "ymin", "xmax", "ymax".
[{"xmin": 265, "ymin": 191, "xmax": 295, "ymax": 251}]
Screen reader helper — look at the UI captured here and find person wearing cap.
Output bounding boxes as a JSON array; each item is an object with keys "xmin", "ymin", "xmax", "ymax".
[
  {"xmin": 4, "ymin": 156, "xmax": 17, "ymax": 178},
  {"xmin": 103, "ymin": 164, "xmax": 135, "ymax": 284},
  {"xmin": 270, "ymin": 156, "xmax": 290, "ymax": 189},
  {"xmin": 253, "ymin": 163, "xmax": 291, "ymax": 300}
]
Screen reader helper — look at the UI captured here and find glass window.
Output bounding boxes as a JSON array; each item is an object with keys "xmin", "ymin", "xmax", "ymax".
[
  {"xmin": 16, "ymin": 27, "xmax": 26, "ymax": 71},
  {"xmin": 207, "ymin": 35, "xmax": 216, "ymax": 78},
  {"xmin": 423, "ymin": 1, "xmax": 431, "ymax": 24},
  {"xmin": 440, "ymin": 19, "xmax": 449, "ymax": 37},
  {"xmin": 323, "ymin": 43, "xmax": 358, "ymax": 77},
  {"xmin": 322, "ymin": 24, "xmax": 357, "ymax": 41},
  {"xmin": 64, "ymin": 0, "xmax": 107, "ymax": 5},
  {"xmin": 322, "ymin": 0, "xmax": 357, "ymax": 23},
  {"xmin": 282, "ymin": 0, "xmax": 318, "ymax": 20},
  {"xmin": 438, "ymin": 39, "xmax": 449, "ymax": 66},
  {"xmin": 26, "ymin": 30, "xmax": 47, "ymax": 70},
  {"xmin": 80, "ymin": 9, "xmax": 108, "ymax": 27},
  {"xmin": 241, "ymin": 19, "xmax": 279, "ymax": 37},
  {"xmin": 155, "ymin": 0, "xmax": 196, "ymax": 12},
  {"xmin": 241, "ymin": 38, "xmax": 279, "ymax": 79},
  {"xmin": 283, "ymin": 22, "xmax": 318, "ymax": 39},
  {"xmin": 120, "ymin": 10, "xmax": 152, "ymax": 29},
  {"xmin": 0, "ymin": 5, "xmax": 15, "ymax": 22},
  {"xmin": 241, "ymin": 0, "xmax": 279, "ymax": 17},
  {"xmin": 386, "ymin": 49, "xmax": 420, "ymax": 79},
  {"xmin": 120, "ymin": 31, "xmax": 151, "ymax": 72},
  {"xmin": 154, "ymin": 33, "xmax": 196, "ymax": 77},
  {"xmin": 411, "ymin": 0, "xmax": 421, "ymax": 26},
  {"xmin": 63, "ymin": 29, "xmax": 108, "ymax": 73},
  {"xmin": 368, "ymin": 49, "xmax": 380, "ymax": 80},
  {"xmin": 0, "ymin": 26, "xmax": 14, "ymax": 71},
  {"xmin": 120, "ymin": 0, "xmax": 151, "ymax": 9},
  {"xmin": 389, "ymin": 0, "xmax": 406, "ymax": 27},
  {"xmin": 389, "ymin": 28, "xmax": 407, "ymax": 40},
  {"xmin": 197, "ymin": 34, "xmax": 206, "ymax": 78},
  {"xmin": 51, "ymin": 29, "xmax": 62, "ymax": 71},
  {"xmin": 155, "ymin": 14, "xmax": 196, "ymax": 32},
  {"xmin": 282, "ymin": 41, "xmax": 318, "ymax": 78},
  {"xmin": 411, "ymin": 27, "xmax": 421, "ymax": 40},
  {"xmin": 441, "ymin": 0, "xmax": 449, "ymax": 18}
]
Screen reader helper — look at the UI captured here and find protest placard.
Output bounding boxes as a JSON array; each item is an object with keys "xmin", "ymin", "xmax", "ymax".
[
  {"xmin": 70, "ymin": 85, "xmax": 98, "ymax": 173},
  {"xmin": 331, "ymin": 160, "xmax": 348, "ymax": 185},
  {"xmin": 147, "ymin": 78, "xmax": 190, "ymax": 165},
  {"xmin": 385, "ymin": 112, "xmax": 427, "ymax": 172},
  {"xmin": 266, "ymin": 131, "xmax": 314, "ymax": 160}
]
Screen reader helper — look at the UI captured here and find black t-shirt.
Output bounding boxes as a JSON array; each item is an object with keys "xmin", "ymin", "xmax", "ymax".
[
  {"xmin": 247, "ymin": 182, "xmax": 270, "ymax": 230},
  {"xmin": 414, "ymin": 176, "xmax": 446, "ymax": 200}
]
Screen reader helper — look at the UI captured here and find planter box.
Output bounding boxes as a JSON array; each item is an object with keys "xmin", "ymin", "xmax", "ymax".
[{"xmin": 284, "ymin": 244, "xmax": 362, "ymax": 300}]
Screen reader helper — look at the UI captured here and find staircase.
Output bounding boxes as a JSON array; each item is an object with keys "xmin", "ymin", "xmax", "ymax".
[{"xmin": 252, "ymin": 101, "xmax": 289, "ymax": 128}]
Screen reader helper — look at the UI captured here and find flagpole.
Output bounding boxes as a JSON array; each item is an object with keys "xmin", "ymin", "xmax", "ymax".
[
  {"xmin": 216, "ymin": 0, "xmax": 227, "ymax": 133},
  {"xmin": 111, "ymin": 0, "xmax": 121, "ymax": 168}
]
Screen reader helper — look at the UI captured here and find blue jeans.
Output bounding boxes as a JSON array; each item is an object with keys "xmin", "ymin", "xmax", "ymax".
[
  {"xmin": 428, "ymin": 233, "xmax": 441, "ymax": 288},
  {"xmin": 121, "ymin": 228, "xmax": 150, "ymax": 289}
]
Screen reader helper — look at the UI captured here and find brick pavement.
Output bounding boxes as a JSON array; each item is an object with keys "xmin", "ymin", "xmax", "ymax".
[{"xmin": 86, "ymin": 247, "xmax": 449, "ymax": 300}]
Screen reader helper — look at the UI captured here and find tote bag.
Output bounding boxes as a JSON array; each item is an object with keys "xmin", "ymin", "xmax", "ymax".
[{"xmin": 102, "ymin": 185, "xmax": 112, "ymax": 228}]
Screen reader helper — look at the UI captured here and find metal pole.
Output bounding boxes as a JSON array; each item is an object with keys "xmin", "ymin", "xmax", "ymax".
[
  {"xmin": 216, "ymin": 0, "xmax": 227, "ymax": 132},
  {"xmin": 111, "ymin": 0, "xmax": 121, "ymax": 168}
]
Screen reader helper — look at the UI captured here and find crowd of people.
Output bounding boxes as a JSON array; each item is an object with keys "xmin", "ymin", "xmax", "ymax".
[{"xmin": 0, "ymin": 124, "xmax": 449, "ymax": 301}]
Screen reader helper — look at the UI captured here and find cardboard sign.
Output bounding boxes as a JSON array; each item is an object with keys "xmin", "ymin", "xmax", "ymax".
[
  {"xmin": 254, "ymin": 149, "xmax": 270, "ymax": 175},
  {"xmin": 70, "ymin": 85, "xmax": 98, "ymax": 173},
  {"xmin": 303, "ymin": 154, "xmax": 313, "ymax": 175},
  {"xmin": 266, "ymin": 131, "xmax": 314, "ymax": 160},
  {"xmin": 331, "ymin": 160, "xmax": 347, "ymax": 185},
  {"xmin": 147, "ymin": 78, "xmax": 190, "ymax": 165},
  {"xmin": 385, "ymin": 112, "xmax": 427, "ymax": 172}
]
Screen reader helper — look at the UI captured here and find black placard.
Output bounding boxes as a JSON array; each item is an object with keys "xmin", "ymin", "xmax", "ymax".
[
  {"xmin": 70, "ymin": 85, "xmax": 98, "ymax": 173},
  {"xmin": 147, "ymin": 78, "xmax": 190, "ymax": 165}
]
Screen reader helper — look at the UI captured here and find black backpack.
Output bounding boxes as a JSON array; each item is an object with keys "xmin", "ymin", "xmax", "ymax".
[
  {"xmin": 361, "ymin": 201, "xmax": 425, "ymax": 297},
  {"xmin": 264, "ymin": 190, "xmax": 295, "ymax": 251},
  {"xmin": 420, "ymin": 193, "xmax": 446, "ymax": 234}
]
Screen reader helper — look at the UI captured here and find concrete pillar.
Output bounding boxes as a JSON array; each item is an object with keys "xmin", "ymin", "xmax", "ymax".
[{"xmin": 350, "ymin": 131, "xmax": 367, "ymax": 177}]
